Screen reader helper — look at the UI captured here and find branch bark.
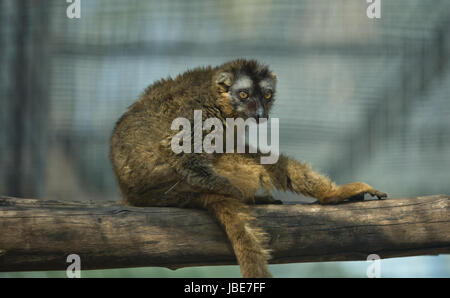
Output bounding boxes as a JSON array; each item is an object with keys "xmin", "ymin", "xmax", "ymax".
[{"xmin": 0, "ymin": 195, "xmax": 449, "ymax": 272}]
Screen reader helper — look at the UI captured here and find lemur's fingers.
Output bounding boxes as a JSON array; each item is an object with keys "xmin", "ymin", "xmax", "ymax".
[
  {"xmin": 349, "ymin": 189, "xmax": 387, "ymax": 201},
  {"xmin": 369, "ymin": 189, "xmax": 388, "ymax": 200},
  {"xmin": 320, "ymin": 182, "xmax": 387, "ymax": 204},
  {"xmin": 344, "ymin": 182, "xmax": 388, "ymax": 200}
]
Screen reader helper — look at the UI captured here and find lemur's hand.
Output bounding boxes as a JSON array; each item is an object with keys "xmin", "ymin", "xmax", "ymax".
[{"xmin": 320, "ymin": 182, "xmax": 387, "ymax": 204}]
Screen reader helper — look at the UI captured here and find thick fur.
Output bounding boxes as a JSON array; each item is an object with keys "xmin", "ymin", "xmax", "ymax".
[{"xmin": 110, "ymin": 59, "xmax": 387, "ymax": 277}]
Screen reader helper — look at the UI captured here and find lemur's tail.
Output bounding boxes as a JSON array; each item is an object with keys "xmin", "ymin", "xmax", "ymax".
[{"xmin": 200, "ymin": 194, "xmax": 272, "ymax": 278}]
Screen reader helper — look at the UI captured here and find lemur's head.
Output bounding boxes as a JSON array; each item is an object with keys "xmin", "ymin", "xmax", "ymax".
[{"xmin": 214, "ymin": 59, "xmax": 277, "ymax": 121}]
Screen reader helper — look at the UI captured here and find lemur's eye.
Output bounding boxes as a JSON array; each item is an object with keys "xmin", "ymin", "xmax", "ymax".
[
  {"xmin": 264, "ymin": 90, "xmax": 272, "ymax": 100},
  {"xmin": 239, "ymin": 91, "xmax": 249, "ymax": 99}
]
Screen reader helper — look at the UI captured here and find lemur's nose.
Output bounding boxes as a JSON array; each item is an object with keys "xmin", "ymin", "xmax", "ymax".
[
  {"xmin": 255, "ymin": 107, "xmax": 268, "ymax": 123},
  {"xmin": 255, "ymin": 101, "xmax": 266, "ymax": 118},
  {"xmin": 257, "ymin": 109, "xmax": 264, "ymax": 117}
]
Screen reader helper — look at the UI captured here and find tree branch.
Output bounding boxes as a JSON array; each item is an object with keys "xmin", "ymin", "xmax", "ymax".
[{"xmin": 0, "ymin": 195, "xmax": 449, "ymax": 272}]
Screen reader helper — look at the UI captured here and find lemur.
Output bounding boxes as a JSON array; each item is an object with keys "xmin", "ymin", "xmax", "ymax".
[{"xmin": 110, "ymin": 59, "xmax": 387, "ymax": 278}]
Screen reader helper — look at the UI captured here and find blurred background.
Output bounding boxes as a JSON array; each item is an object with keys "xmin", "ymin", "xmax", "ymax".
[{"xmin": 0, "ymin": 0, "xmax": 449, "ymax": 277}]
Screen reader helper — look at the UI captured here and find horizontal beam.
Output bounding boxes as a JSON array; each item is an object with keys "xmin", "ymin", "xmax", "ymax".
[
  {"xmin": 53, "ymin": 39, "xmax": 427, "ymax": 58},
  {"xmin": 0, "ymin": 195, "xmax": 449, "ymax": 272}
]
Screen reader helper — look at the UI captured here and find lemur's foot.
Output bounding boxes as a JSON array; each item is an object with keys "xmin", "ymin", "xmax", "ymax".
[
  {"xmin": 320, "ymin": 182, "xmax": 387, "ymax": 204},
  {"xmin": 348, "ymin": 189, "xmax": 387, "ymax": 202}
]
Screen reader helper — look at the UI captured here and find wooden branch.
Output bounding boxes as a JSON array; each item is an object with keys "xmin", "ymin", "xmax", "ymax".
[{"xmin": 0, "ymin": 195, "xmax": 449, "ymax": 272}]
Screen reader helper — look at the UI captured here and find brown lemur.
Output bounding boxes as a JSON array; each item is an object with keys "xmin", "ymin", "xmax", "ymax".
[{"xmin": 110, "ymin": 59, "xmax": 387, "ymax": 278}]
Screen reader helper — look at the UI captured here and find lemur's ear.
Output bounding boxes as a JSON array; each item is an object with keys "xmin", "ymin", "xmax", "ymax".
[
  {"xmin": 269, "ymin": 71, "xmax": 277, "ymax": 81},
  {"xmin": 216, "ymin": 72, "xmax": 233, "ymax": 87}
]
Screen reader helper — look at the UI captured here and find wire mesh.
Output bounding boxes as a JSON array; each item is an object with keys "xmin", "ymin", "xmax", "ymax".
[{"xmin": 0, "ymin": 0, "xmax": 449, "ymax": 201}]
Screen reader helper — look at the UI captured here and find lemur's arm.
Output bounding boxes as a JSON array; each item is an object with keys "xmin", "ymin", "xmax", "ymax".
[{"xmin": 265, "ymin": 154, "xmax": 387, "ymax": 204}]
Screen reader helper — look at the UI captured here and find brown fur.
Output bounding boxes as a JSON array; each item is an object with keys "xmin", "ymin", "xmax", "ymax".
[{"xmin": 110, "ymin": 59, "xmax": 387, "ymax": 277}]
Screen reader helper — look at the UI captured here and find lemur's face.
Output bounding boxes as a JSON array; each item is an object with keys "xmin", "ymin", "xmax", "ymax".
[
  {"xmin": 216, "ymin": 66, "xmax": 277, "ymax": 121},
  {"xmin": 227, "ymin": 74, "xmax": 276, "ymax": 121}
]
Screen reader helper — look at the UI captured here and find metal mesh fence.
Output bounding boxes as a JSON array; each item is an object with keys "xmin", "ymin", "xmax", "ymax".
[{"xmin": 1, "ymin": 0, "xmax": 450, "ymax": 201}]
